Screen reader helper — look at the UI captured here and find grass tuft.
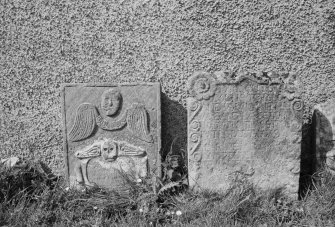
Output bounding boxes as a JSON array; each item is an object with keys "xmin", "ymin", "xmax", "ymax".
[{"xmin": 1, "ymin": 160, "xmax": 335, "ymax": 226}]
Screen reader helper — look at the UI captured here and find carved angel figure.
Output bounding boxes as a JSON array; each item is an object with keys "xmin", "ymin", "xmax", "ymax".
[
  {"xmin": 101, "ymin": 88, "xmax": 122, "ymax": 116},
  {"xmin": 74, "ymin": 138, "xmax": 147, "ymax": 187},
  {"xmin": 68, "ymin": 88, "xmax": 153, "ymax": 143}
]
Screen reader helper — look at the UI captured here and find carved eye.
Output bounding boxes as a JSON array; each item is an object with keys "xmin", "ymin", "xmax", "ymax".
[{"xmin": 103, "ymin": 147, "xmax": 108, "ymax": 151}]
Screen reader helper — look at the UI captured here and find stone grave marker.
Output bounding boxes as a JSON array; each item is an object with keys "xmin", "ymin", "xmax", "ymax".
[
  {"xmin": 314, "ymin": 100, "xmax": 335, "ymax": 173},
  {"xmin": 62, "ymin": 83, "xmax": 161, "ymax": 189},
  {"xmin": 187, "ymin": 72, "xmax": 304, "ymax": 198}
]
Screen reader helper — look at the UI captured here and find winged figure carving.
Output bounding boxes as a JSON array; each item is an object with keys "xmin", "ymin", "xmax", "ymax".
[
  {"xmin": 68, "ymin": 103, "xmax": 153, "ymax": 143},
  {"xmin": 74, "ymin": 138, "xmax": 147, "ymax": 187}
]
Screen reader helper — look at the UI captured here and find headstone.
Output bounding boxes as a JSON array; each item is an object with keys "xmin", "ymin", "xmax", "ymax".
[
  {"xmin": 187, "ymin": 72, "xmax": 304, "ymax": 198},
  {"xmin": 62, "ymin": 83, "xmax": 161, "ymax": 190},
  {"xmin": 314, "ymin": 100, "xmax": 335, "ymax": 173}
]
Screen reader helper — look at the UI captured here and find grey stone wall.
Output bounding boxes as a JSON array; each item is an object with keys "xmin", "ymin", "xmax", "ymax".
[{"xmin": 1, "ymin": 0, "xmax": 335, "ymax": 174}]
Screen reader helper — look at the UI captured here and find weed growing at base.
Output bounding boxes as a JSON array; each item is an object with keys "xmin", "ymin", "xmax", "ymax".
[{"xmin": 1, "ymin": 161, "xmax": 335, "ymax": 226}]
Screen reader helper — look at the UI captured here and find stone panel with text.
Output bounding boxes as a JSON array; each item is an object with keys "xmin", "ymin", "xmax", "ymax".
[{"xmin": 187, "ymin": 72, "xmax": 303, "ymax": 198}]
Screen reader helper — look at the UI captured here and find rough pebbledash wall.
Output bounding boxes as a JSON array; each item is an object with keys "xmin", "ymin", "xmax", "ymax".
[{"xmin": 1, "ymin": 0, "xmax": 335, "ymax": 174}]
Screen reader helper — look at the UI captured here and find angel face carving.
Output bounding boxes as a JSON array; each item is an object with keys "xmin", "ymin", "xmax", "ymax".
[
  {"xmin": 101, "ymin": 89, "xmax": 122, "ymax": 116},
  {"xmin": 69, "ymin": 101, "xmax": 153, "ymax": 143},
  {"xmin": 101, "ymin": 140, "xmax": 118, "ymax": 162}
]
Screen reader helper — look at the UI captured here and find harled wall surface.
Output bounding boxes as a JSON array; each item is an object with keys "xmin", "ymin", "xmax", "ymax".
[{"xmin": 1, "ymin": 0, "xmax": 335, "ymax": 174}]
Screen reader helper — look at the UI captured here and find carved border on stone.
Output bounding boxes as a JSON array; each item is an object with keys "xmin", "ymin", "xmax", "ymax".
[
  {"xmin": 188, "ymin": 100, "xmax": 202, "ymax": 184},
  {"xmin": 188, "ymin": 71, "xmax": 303, "ymax": 108},
  {"xmin": 61, "ymin": 82, "xmax": 162, "ymax": 187},
  {"xmin": 211, "ymin": 71, "xmax": 305, "ymax": 116},
  {"xmin": 187, "ymin": 71, "xmax": 306, "ymax": 188}
]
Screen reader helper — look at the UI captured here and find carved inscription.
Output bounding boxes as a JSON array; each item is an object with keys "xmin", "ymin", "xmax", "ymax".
[
  {"xmin": 206, "ymin": 83, "xmax": 292, "ymax": 165},
  {"xmin": 188, "ymin": 71, "xmax": 303, "ymax": 198}
]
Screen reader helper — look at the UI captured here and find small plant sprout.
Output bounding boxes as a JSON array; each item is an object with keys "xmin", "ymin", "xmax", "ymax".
[
  {"xmin": 64, "ymin": 187, "xmax": 70, "ymax": 191},
  {"xmin": 296, "ymin": 207, "xmax": 304, "ymax": 213},
  {"xmin": 137, "ymin": 178, "xmax": 142, "ymax": 183},
  {"xmin": 176, "ymin": 210, "xmax": 182, "ymax": 216},
  {"xmin": 93, "ymin": 206, "xmax": 98, "ymax": 210},
  {"xmin": 139, "ymin": 208, "xmax": 143, "ymax": 213}
]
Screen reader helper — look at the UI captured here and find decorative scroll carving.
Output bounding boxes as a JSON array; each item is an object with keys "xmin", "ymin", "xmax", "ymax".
[
  {"xmin": 190, "ymin": 121, "xmax": 201, "ymax": 131},
  {"xmin": 189, "ymin": 101, "xmax": 202, "ymax": 156},
  {"xmin": 188, "ymin": 99, "xmax": 203, "ymax": 184},
  {"xmin": 189, "ymin": 100, "xmax": 202, "ymax": 122},
  {"xmin": 74, "ymin": 138, "xmax": 147, "ymax": 188},
  {"xmin": 189, "ymin": 132, "xmax": 201, "ymax": 155},
  {"xmin": 189, "ymin": 71, "xmax": 303, "ymax": 115},
  {"xmin": 214, "ymin": 71, "xmax": 283, "ymax": 85},
  {"xmin": 68, "ymin": 89, "xmax": 153, "ymax": 143}
]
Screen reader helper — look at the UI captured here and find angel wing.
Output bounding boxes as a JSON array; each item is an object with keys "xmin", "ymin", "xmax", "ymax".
[
  {"xmin": 118, "ymin": 141, "xmax": 146, "ymax": 156},
  {"xmin": 68, "ymin": 103, "xmax": 98, "ymax": 142},
  {"xmin": 75, "ymin": 145, "xmax": 101, "ymax": 159},
  {"xmin": 126, "ymin": 104, "xmax": 153, "ymax": 143}
]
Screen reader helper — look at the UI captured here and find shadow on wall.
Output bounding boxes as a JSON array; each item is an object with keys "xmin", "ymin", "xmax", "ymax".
[
  {"xmin": 160, "ymin": 93, "xmax": 187, "ymax": 168},
  {"xmin": 299, "ymin": 122, "xmax": 316, "ymax": 199},
  {"xmin": 299, "ymin": 110, "xmax": 334, "ymax": 198}
]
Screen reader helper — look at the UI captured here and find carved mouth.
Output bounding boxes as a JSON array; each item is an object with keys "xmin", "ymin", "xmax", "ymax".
[
  {"xmin": 106, "ymin": 108, "xmax": 118, "ymax": 116},
  {"xmin": 105, "ymin": 156, "xmax": 117, "ymax": 162}
]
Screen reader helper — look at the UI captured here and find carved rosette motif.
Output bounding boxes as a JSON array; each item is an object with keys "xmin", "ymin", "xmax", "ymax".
[
  {"xmin": 291, "ymin": 99, "xmax": 304, "ymax": 111},
  {"xmin": 188, "ymin": 72, "xmax": 217, "ymax": 101}
]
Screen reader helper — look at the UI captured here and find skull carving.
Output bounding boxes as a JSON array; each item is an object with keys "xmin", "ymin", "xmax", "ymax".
[
  {"xmin": 73, "ymin": 138, "xmax": 148, "ymax": 189},
  {"xmin": 101, "ymin": 139, "xmax": 118, "ymax": 162}
]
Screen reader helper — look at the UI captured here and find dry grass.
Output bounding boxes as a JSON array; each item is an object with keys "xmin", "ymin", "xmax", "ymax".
[{"xmin": 1, "ymin": 161, "xmax": 335, "ymax": 226}]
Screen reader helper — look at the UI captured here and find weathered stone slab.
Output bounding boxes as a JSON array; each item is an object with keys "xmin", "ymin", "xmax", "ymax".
[
  {"xmin": 62, "ymin": 83, "xmax": 161, "ymax": 190},
  {"xmin": 187, "ymin": 72, "xmax": 304, "ymax": 198},
  {"xmin": 314, "ymin": 100, "xmax": 335, "ymax": 173}
]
